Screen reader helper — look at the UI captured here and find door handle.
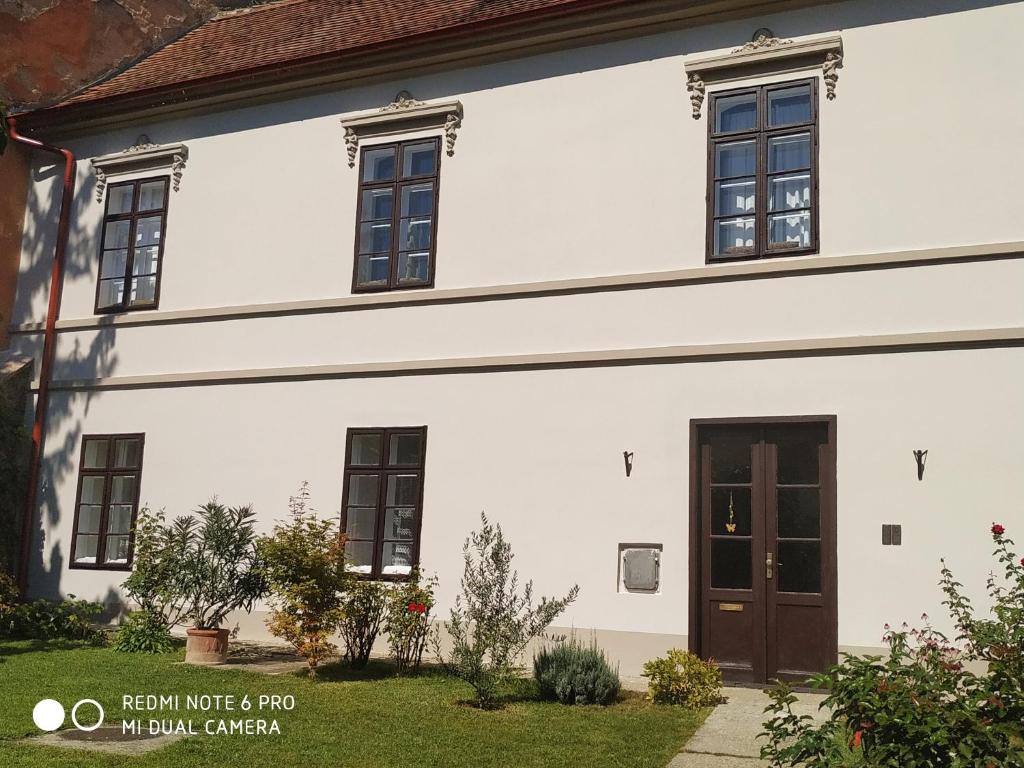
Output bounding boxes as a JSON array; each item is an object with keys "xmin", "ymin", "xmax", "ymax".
[{"xmin": 766, "ymin": 552, "xmax": 773, "ymax": 580}]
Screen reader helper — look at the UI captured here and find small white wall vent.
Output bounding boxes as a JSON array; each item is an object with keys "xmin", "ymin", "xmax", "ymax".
[{"xmin": 619, "ymin": 544, "xmax": 661, "ymax": 593}]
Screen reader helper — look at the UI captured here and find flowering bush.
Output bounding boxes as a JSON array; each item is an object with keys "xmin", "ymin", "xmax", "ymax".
[
  {"xmin": 339, "ymin": 578, "xmax": 386, "ymax": 668},
  {"xmin": 383, "ymin": 568, "xmax": 436, "ymax": 673},
  {"xmin": 760, "ymin": 523, "xmax": 1024, "ymax": 767},
  {"xmin": 641, "ymin": 649, "xmax": 722, "ymax": 707}
]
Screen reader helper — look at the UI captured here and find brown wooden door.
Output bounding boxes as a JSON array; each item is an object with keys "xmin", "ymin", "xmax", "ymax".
[{"xmin": 692, "ymin": 419, "xmax": 836, "ymax": 684}]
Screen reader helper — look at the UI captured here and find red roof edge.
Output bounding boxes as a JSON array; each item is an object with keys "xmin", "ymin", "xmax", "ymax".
[{"xmin": 16, "ymin": 0, "xmax": 640, "ymax": 129}]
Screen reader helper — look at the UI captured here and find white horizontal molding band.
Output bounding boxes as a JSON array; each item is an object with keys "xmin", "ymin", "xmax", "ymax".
[
  {"xmin": 9, "ymin": 241, "xmax": 1023, "ymax": 336},
  {"xmin": 42, "ymin": 327, "xmax": 1024, "ymax": 392}
]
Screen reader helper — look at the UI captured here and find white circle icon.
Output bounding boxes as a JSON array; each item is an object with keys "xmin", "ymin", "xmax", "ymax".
[
  {"xmin": 71, "ymin": 699, "xmax": 104, "ymax": 732},
  {"xmin": 32, "ymin": 699, "xmax": 65, "ymax": 731}
]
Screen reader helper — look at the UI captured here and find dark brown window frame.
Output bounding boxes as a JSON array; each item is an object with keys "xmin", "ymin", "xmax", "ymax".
[
  {"xmin": 340, "ymin": 426, "xmax": 427, "ymax": 581},
  {"xmin": 351, "ymin": 138, "xmax": 442, "ymax": 293},
  {"xmin": 69, "ymin": 433, "xmax": 146, "ymax": 571},
  {"xmin": 706, "ymin": 78, "xmax": 819, "ymax": 263},
  {"xmin": 94, "ymin": 176, "xmax": 170, "ymax": 314}
]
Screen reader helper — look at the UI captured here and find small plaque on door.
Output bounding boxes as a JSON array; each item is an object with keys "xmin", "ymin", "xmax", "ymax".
[{"xmin": 719, "ymin": 603, "xmax": 744, "ymax": 612}]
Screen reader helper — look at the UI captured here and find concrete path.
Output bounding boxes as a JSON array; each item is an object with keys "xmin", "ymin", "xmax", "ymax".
[{"xmin": 668, "ymin": 686, "xmax": 827, "ymax": 767}]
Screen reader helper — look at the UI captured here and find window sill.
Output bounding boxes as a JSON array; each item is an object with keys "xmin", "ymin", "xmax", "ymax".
[{"xmin": 69, "ymin": 562, "xmax": 132, "ymax": 572}]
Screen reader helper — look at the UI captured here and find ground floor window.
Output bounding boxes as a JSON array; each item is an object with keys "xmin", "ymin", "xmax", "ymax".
[
  {"xmin": 341, "ymin": 426, "xmax": 426, "ymax": 579},
  {"xmin": 70, "ymin": 434, "xmax": 145, "ymax": 569}
]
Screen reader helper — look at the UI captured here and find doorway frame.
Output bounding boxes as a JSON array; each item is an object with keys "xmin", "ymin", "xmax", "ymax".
[{"xmin": 687, "ymin": 415, "xmax": 838, "ymax": 680}]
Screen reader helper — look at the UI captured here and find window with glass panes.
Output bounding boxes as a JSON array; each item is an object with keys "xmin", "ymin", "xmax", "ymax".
[
  {"xmin": 707, "ymin": 79, "xmax": 817, "ymax": 260},
  {"xmin": 353, "ymin": 139, "xmax": 440, "ymax": 291},
  {"xmin": 341, "ymin": 427, "xmax": 426, "ymax": 579},
  {"xmin": 70, "ymin": 434, "xmax": 144, "ymax": 569},
  {"xmin": 96, "ymin": 177, "xmax": 169, "ymax": 312}
]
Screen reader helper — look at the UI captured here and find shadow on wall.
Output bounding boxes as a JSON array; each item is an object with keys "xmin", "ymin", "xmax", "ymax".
[{"xmin": 12, "ymin": 153, "xmax": 120, "ymax": 603}]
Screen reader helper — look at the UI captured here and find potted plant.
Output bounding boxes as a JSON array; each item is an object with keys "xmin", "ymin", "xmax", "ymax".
[{"xmin": 162, "ymin": 500, "xmax": 267, "ymax": 664}]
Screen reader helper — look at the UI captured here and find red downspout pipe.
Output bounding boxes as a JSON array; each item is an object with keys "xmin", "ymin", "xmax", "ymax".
[{"xmin": 6, "ymin": 116, "xmax": 76, "ymax": 597}]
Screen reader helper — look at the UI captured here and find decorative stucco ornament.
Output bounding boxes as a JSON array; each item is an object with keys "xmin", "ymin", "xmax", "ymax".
[
  {"xmin": 732, "ymin": 29, "xmax": 794, "ymax": 54},
  {"xmin": 379, "ymin": 90, "xmax": 426, "ymax": 112},
  {"xmin": 92, "ymin": 135, "xmax": 188, "ymax": 201},
  {"xmin": 344, "ymin": 127, "xmax": 359, "ymax": 168},
  {"xmin": 686, "ymin": 73, "xmax": 706, "ymax": 120},
  {"xmin": 822, "ymin": 51, "xmax": 843, "ymax": 100},
  {"xmin": 444, "ymin": 111, "xmax": 462, "ymax": 157}
]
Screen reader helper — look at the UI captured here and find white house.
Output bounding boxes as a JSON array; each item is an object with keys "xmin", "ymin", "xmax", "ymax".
[{"xmin": 6, "ymin": 0, "xmax": 1024, "ymax": 680}]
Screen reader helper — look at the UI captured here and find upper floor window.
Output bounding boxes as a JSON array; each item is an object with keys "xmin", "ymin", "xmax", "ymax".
[
  {"xmin": 71, "ymin": 434, "xmax": 145, "ymax": 570},
  {"xmin": 341, "ymin": 427, "xmax": 427, "ymax": 579},
  {"xmin": 708, "ymin": 79, "xmax": 817, "ymax": 261},
  {"xmin": 96, "ymin": 177, "xmax": 169, "ymax": 313},
  {"xmin": 353, "ymin": 139, "xmax": 440, "ymax": 291}
]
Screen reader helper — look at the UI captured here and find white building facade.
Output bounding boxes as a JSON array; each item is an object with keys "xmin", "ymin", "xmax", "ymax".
[{"xmin": 8, "ymin": 0, "xmax": 1024, "ymax": 680}]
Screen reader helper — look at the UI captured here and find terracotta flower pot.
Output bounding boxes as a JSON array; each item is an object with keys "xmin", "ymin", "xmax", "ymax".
[{"xmin": 185, "ymin": 627, "xmax": 230, "ymax": 665}]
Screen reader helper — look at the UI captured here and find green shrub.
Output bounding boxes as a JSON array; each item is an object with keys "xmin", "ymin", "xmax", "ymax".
[
  {"xmin": 435, "ymin": 512, "xmax": 579, "ymax": 708},
  {"xmin": 383, "ymin": 568, "xmax": 437, "ymax": 674},
  {"xmin": 760, "ymin": 523, "xmax": 1024, "ymax": 767},
  {"xmin": 339, "ymin": 579, "xmax": 386, "ymax": 668},
  {"xmin": 534, "ymin": 636, "xmax": 621, "ymax": 705},
  {"xmin": 642, "ymin": 648, "xmax": 722, "ymax": 707},
  {"xmin": 260, "ymin": 483, "xmax": 349, "ymax": 678},
  {"xmin": 1, "ymin": 595, "xmax": 105, "ymax": 643},
  {"xmin": 112, "ymin": 609, "xmax": 175, "ymax": 653}
]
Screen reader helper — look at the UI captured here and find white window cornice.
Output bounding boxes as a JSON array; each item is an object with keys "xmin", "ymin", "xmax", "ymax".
[
  {"xmin": 90, "ymin": 134, "xmax": 188, "ymax": 202},
  {"xmin": 339, "ymin": 91, "xmax": 464, "ymax": 167},
  {"xmin": 684, "ymin": 31, "xmax": 843, "ymax": 119}
]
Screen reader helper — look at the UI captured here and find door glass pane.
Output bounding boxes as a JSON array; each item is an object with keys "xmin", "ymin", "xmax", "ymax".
[
  {"xmin": 345, "ymin": 507, "xmax": 377, "ymax": 540},
  {"xmin": 80, "ymin": 475, "xmax": 105, "ymax": 505},
  {"xmin": 97, "ymin": 279, "xmax": 124, "ymax": 309},
  {"xmin": 135, "ymin": 216, "xmax": 162, "ymax": 246},
  {"xmin": 777, "ymin": 488, "xmax": 820, "ymax": 538},
  {"xmin": 716, "ymin": 140, "xmax": 756, "ymax": 178},
  {"xmin": 768, "ymin": 174, "xmax": 810, "ymax": 211},
  {"xmin": 105, "ymin": 535, "xmax": 131, "ymax": 564},
  {"xmin": 107, "ymin": 185, "xmax": 134, "ymax": 215},
  {"xmin": 107, "ymin": 504, "xmax": 134, "ymax": 534},
  {"xmin": 768, "ymin": 133, "xmax": 810, "ymax": 172},
  {"xmin": 768, "ymin": 212, "xmax": 811, "ymax": 249},
  {"xmin": 715, "ymin": 179, "xmax": 755, "ymax": 217},
  {"xmin": 384, "ymin": 508, "xmax": 416, "ymax": 540},
  {"xmin": 356, "ymin": 254, "xmax": 390, "ymax": 286},
  {"xmin": 711, "ymin": 488, "xmax": 751, "ymax": 536},
  {"xmin": 400, "ymin": 183, "xmax": 434, "ymax": 217},
  {"xmin": 362, "ymin": 147, "xmax": 396, "ymax": 182},
  {"xmin": 130, "ymin": 275, "xmax": 157, "ymax": 305},
  {"xmin": 388, "ymin": 433, "xmax": 422, "ymax": 466},
  {"xmin": 100, "ymin": 249, "xmax": 128, "ymax": 279},
  {"xmin": 401, "ymin": 142, "xmax": 437, "ymax": 178},
  {"xmin": 382, "ymin": 542, "xmax": 414, "ymax": 576},
  {"xmin": 345, "ymin": 540, "xmax": 374, "ymax": 573},
  {"xmin": 110, "ymin": 475, "xmax": 136, "ymax": 504},
  {"xmin": 768, "ymin": 85, "xmax": 811, "ymax": 127},
  {"xmin": 715, "ymin": 93, "xmax": 757, "ymax": 133},
  {"xmin": 713, "ymin": 218, "xmax": 755, "ymax": 256},
  {"xmin": 348, "ymin": 475, "xmax": 379, "ymax": 506},
  {"xmin": 74, "ymin": 535, "xmax": 98, "ymax": 563},
  {"xmin": 138, "ymin": 180, "xmax": 167, "ymax": 211},
  {"xmin": 776, "ymin": 428, "xmax": 823, "ymax": 484},
  {"xmin": 710, "ymin": 435, "xmax": 751, "ymax": 483},
  {"xmin": 77, "ymin": 505, "xmax": 102, "ymax": 534},
  {"xmin": 358, "ymin": 221, "xmax": 392, "ymax": 254},
  {"xmin": 397, "ymin": 252, "xmax": 430, "ymax": 284},
  {"xmin": 349, "ymin": 434, "xmax": 382, "ymax": 466},
  {"xmin": 361, "ymin": 188, "xmax": 393, "ymax": 221},
  {"xmin": 83, "ymin": 439, "xmax": 109, "ymax": 469},
  {"xmin": 711, "ymin": 539, "xmax": 752, "ymax": 590},
  {"xmin": 777, "ymin": 541, "xmax": 821, "ymax": 593},
  {"xmin": 113, "ymin": 439, "xmax": 141, "ymax": 468}
]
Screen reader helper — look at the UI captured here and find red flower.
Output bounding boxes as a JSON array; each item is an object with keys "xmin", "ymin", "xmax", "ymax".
[
  {"xmin": 407, "ymin": 602, "xmax": 418, "ymax": 613},
  {"xmin": 991, "ymin": 523, "xmax": 1005, "ymax": 535},
  {"xmin": 1020, "ymin": 557, "xmax": 1024, "ymax": 567},
  {"xmin": 851, "ymin": 730, "xmax": 863, "ymax": 749},
  {"xmin": 417, "ymin": 603, "xmax": 427, "ymax": 614}
]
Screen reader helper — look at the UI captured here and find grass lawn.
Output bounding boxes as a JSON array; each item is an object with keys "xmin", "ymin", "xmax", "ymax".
[{"xmin": 0, "ymin": 640, "xmax": 708, "ymax": 768}]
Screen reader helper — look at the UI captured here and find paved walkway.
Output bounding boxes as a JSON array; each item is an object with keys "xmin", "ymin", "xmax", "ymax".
[{"xmin": 668, "ymin": 686, "xmax": 827, "ymax": 767}]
